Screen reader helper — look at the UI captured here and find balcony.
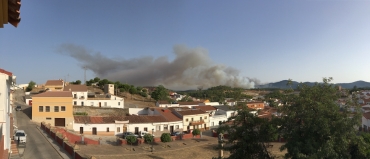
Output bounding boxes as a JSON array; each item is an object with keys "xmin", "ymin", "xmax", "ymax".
[
  {"xmin": 79, "ymin": 96, "xmax": 85, "ymax": 99},
  {"xmin": 189, "ymin": 120, "xmax": 205, "ymax": 126}
]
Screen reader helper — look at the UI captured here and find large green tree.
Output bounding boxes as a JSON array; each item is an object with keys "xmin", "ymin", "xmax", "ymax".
[
  {"xmin": 151, "ymin": 85, "xmax": 169, "ymax": 101},
  {"xmin": 279, "ymin": 77, "xmax": 366, "ymax": 158},
  {"xmin": 217, "ymin": 104, "xmax": 278, "ymax": 159},
  {"xmin": 26, "ymin": 81, "xmax": 36, "ymax": 92}
]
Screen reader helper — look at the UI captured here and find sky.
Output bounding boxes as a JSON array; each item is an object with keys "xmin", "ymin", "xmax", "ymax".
[{"xmin": 1, "ymin": 0, "xmax": 370, "ymax": 90}]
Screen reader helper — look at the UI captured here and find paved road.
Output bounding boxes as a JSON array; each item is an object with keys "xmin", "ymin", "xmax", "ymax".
[{"xmin": 13, "ymin": 89, "xmax": 65, "ymax": 159}]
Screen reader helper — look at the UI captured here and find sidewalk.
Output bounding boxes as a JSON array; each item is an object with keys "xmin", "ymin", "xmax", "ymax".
[{"xmin": 36, "ymin": 126, "xmax": 72, "ymax": 159}]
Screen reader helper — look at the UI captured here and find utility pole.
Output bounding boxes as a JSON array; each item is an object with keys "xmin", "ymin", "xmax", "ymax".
[{"xmin": 83, "ymin": 66, "xmax": 87, "ymax": 85}]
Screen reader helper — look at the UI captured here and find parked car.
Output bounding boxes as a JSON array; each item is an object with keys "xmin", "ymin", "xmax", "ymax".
[
  {"xmin": 122, "ymin": 132, "xmax": 138, "ymax": 139},
  {"xmin": 15, "ymin": 105, "xmax": 22, "ymax": 111},
  {"xmin": 13, "ymin": 130, "xmax": 27, "ymax": 143},
  {"xmin": 139, "ymin": 131, "xmax": 155, "ymax": 138},
  {"xmin": 171, "ymin": 131, "xmax": 182, "ymax": 136}
]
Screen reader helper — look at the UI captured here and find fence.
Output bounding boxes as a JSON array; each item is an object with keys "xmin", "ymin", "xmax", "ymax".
[{"xmin": 40, "ymin": 122, "xmax": 96, "ymax": 159}]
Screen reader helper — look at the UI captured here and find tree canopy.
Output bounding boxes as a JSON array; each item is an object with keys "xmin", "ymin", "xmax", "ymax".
[
  {"xmin": 26, "ymin": 81, "xmax": 36, "ymax": 92},
  {"xmin": 151, "ymin": 85, "xmax": 169, "ymax": 101}
]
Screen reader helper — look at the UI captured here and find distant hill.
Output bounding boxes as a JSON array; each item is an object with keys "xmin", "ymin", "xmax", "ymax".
[{"xmin": 257, "ymin": 80, "xmax": 370, "ymax": 89}]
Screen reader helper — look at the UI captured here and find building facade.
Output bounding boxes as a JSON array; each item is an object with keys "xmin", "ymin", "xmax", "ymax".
[{"xmin": 32, "ymin": 91, "xmax": 74, "ymax": 129}]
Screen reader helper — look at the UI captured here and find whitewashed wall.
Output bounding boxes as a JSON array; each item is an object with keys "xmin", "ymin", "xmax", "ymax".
[
  {"xmin": 73, "ymin": 122, "xmax": 116, "ymax": 134},
  {"xmin": 129, "ymin": 108, "xmax": 149, "ymax": 115}
]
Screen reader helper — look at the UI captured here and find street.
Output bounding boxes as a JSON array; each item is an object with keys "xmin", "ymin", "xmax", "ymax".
[{"xmin": 12, "ymin": 89, "xmax": 65, "ymax": 159}]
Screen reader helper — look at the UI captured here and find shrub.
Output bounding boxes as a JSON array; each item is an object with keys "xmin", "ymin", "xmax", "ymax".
[
  {"xmin": 160, "ymin": 133, "xmax": 171, "ymax": 143},
  {"xmin": 144, "ymin": 133, "xmax": 154, "ymax": 143},
  {"xmin": 73, "ymin": 112, "xmax": 88, "ymax": 116},
  {"xmin": 192, "ymin": 129, "xmax": 200, "ymax": 136},
  {"xmin": 126, "ymin": 136, "xmax": 137, "ymax": 146}
]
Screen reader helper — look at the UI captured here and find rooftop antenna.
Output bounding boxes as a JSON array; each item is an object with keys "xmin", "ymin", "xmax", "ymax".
[{"xmin": 83, "ymin": 66, "xmax": 87, "ymax": 85}]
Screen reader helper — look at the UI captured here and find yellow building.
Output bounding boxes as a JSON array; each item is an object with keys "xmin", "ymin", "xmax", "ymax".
[
  {"xmin": 32, "ymin": 91, "xmax": 73, "ymax": 129},
  {"xmin": 44, "ymin": 79, "xmax": 64, "ymax": 91}
]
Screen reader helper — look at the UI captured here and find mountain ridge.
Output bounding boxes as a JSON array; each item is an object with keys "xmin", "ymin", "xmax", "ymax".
[{"xmin": 257, "ymin": 80, "xmax": 370, "ymax": 89}]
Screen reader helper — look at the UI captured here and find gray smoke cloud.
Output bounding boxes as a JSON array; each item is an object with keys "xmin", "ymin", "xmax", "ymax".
[{"xmin": 57, "ymin": 43, "xmax": 260, "ymax": 90}]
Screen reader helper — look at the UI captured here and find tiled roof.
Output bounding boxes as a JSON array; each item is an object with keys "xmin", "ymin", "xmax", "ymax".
[
  {"xmin": 363, "ymin": 112, "xmax": 370, "ymax": 119},
  {"xmin": 74, "ymin": 116, "xmax": 126, "ymax": 124},
  {"xmin": 0, "ymin": 68, "xmax": 12, "ymax": 76},
  {"xmin": 175, "ymin": 109, "xmax": 207, "ymax": 116},
  {"xmin": 124, "ymin": 115, "xmax": 167, "ymax": 123},
  {"xmin": 177, "ymin": 102, "xmax": 200, "ymax": 105},
  {"xmin": 45, "ymin": 80, "xmax": 64, "ymax": 86},
  {"xmin": 214, "ymin": 105, "xmax": 231, "ymax": 111},
  {"xmin": 32, "ymin": 91, "xmax": 72, "ymax": 97},
  {"xmin": 63, "ymin": 85, "xmax": 88, "ymax": 92},
  {"xmin": 193, "ymin": 106, "xmax": 217, "ymax": 111},
  {"xmin": 153, "ymin": 108, "xmax": 182, "ymax": 122}
]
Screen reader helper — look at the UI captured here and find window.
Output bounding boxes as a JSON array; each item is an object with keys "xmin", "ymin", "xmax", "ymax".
[
  {"xmin": 91, "ymin": 102, "xmax": 94, "ymax": 106},
  {"xmin": 46, "ymin": 117, "xmax": 51, "ymax": 120},
  {"xmin": 200, "ymin": 117, "xmax": 202, "ymax": 121},
  {"xmin": 54, "ymin": 106, "xmax": 59, "ymax": 112},
  {"xmin": 61, "ymin": 106, "xmax": 65, "ymax": 111},
  {"xmin": 46, "ymin": 106, "xmax": 50, "ymax": 112},
  {"xmin": 117, "ymin": 127, "xmax": 120, "ymax": 132},
  {"xmin": 144, "ymin": 127, "xmax": 148, "ymax": 131},
  {"xmin": 186, "ymin": 118, "xmax": 188, "ymax": 122},
  {"xmin": 81, "ymin": 102, "xmax": 84, "ymax": 106},
  {"xmin": 39, "ymin": 106, "xmax": 43, "ymax": 112},
  {"xmin": 74, "ymin": 101, "xmax": 77, "ymax": 105},
  {"xmin": 175, "ymin": 125, "xmax": 179, "ymax": 129},
  {"xmin": 104, "ymin": 102, "xmax": 107, "ymax": 106},
  {"xmin": 164, "ymin": 125, "xmax": 168, "ymax": 130},
  {"xmin": 191, "ymin": 118, "xmax": 193, "ymax": 121},
  {"xmin": 118, "ymin": 102, "xmax": 120, "ymax": 106},
  {"xmin": 107, "ymin": 127, "xmax": 109, "ymax": 132},
  {"xmin": 205, "ymin": 116, "xmax": 207, "ymax": 119}
]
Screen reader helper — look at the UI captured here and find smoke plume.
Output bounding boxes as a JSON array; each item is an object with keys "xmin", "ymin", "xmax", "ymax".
[{"xmin": 57, "ymin": 44, "xmax": 259, "ymax": 90}]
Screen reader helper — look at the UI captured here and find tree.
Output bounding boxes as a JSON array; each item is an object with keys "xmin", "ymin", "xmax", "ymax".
[
  {"xmin": 217, "ymin": 104, "xmax": 278, "ymax": 159},
  {"xmin": 151, "ymin": 85, "xmax": 169, "ymax": 101},
  {"xmin": 26, "ymin": 81, "xmax": 36, "ymax": 92},
  {"xmin": 72, "ymin": 80, "xmax": 81, "ymax": 85},
  {"xmin": 126, "ymin": 136, "xmax": 137, "ymax": 148},
  {"xmin": 279, "ymin": 77, "xmax": 366, "ymax": 158},
  {"xmin": 129, "ymin": 87, "xmax": 137, "ymax": 94},
  {"xmin": 192, "ymin": 129, "xmax": 200, "ymax": 137},
  {"xmin": 160, "ymin": 133, "xmax": 171, "ymax": 143},
  {"xmin": 93, "ymin": 77, "xmax": 100, "ymax": 82},
  {"xmin": 144, "ymin": 134, "xmax": 154, "ymax": 143}
]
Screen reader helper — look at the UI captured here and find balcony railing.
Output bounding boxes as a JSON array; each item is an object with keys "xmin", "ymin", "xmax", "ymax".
[{"xmin": 189, "ymin": 120, "xmax": 205, "ymax": 126}]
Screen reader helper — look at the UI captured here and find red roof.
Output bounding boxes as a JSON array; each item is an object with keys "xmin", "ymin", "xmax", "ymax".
[
  {"xmin": 74, "ymin": 116, "xmax": 126, "ymax": 124},
  {"xmin": 124, "ymin": 115, "xmax": 167, "ymax": 123},
  {"xmin": 153, "ymin": 108, "xmax": 182, "ymax": 122},
  {"xmin": 193, "ymin": 105, "xmax": 217, "ymax": 111},
  {"xmin": 363, "ymin": 112, "xmax": 370, "ymax": 119},
  {"xmin": 0, "ymin": 69, "xmax": 12, "ymax": 76}
]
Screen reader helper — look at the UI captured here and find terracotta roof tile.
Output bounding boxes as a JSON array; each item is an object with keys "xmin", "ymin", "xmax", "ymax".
[
  {"xmin": 157, "ymin": 101, "xmax": 170, "ymax": 104},
  {"xmin": 45, "ymin": 80, "xmax": 64, "ymax": 86},
  {"xmin": 363, "ymin": 112, "xmax": 370, "ymax": 119},
  {"xmin": 175, "ymin": 109, "xmax": 207, "ymax": 116},
  {"xmin": 153, "ymin": 108, "xmax": 182, "ymax": 122},
  {"xmin": 177, "ymin": 102, "xmax": 200, "ymax": 105},
  {"xmin": 74, "ymin": 116, "xmax": 126, "ymax": 124},
  {"xmin": 32, "ymin": 91, "xmax": 72, "ymax": 97},
  {"xmin": 193, "ymin": 106, "xmax": 217, "ymax": 111},
  {"xmin": 124, "ymin": 115, "xmax": 167, "ymax": 123},
  {"xmin": 0, "ymin": 68, "xmax": 12, "ymax": 76},
  {"xmin": 63, "ymin": 85, "xmax": 88, "ymax": 92}
]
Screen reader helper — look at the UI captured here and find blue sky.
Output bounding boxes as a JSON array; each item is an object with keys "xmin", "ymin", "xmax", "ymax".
[{"xmin": 1, "ymin": 0, "xmax": 370, "ymax": 89}]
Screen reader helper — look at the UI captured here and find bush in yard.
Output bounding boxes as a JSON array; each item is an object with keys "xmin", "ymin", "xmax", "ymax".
[
  {"xmin": 126, "ymin": 136, "xmax": 137, "ymax": 147},
  {"xmin": 144, "ymin": 133, "xmax": 154, "ymax": 143},
  {"xmin": 192, "ymin": 129, "xmax": 200, "ymax": 137},
  {"xmin": 160, "ymin": 133, "xmax": 171, "ymax": 143}
]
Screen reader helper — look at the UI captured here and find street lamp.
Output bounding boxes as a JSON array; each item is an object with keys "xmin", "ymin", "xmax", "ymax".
[{"xmin": 151, "ymin": 128, "xmax": 154, "ymax": 152}]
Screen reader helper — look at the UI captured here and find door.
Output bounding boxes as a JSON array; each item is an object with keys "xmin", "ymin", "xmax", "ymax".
[
  {"xmin": 80, "ymin": 127, "xmax": 83, "ymax": 134},
  {"xmin": 170, "ymin": 126, "xmax": 174, "ymax": 133},
  {"xmin": 92, "ymin": 127, "xmax": 97, "ymax": 135},
  {"xmin": 135, "ymin": 127, "xmax": 139, "ymax": 135},
  {"xmin": 55, "ymin": 118, "xmax": 65, "ymax": 127},
  {"xmin": 204, "ymin": 124, "xmax": 207, "ymax": 130},
  {"xmin": 99, "ymin": 102, "xmax": 101, "ymax": 107},
  {"xmin": 123, "ymin": 126, "xmax": 127, "ymax": 132}
]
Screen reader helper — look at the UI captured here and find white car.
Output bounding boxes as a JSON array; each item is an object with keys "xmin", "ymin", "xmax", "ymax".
[
  {"xmin": 14, "ymin": 130, "xmax": 27, "ymax": 143},
  {"xmin": 139, "ymin": 131, "xmax": 155, "ymax": 138}
]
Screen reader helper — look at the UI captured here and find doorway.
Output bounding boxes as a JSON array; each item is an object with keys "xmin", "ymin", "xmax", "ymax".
[
  {"xmin": 99, "ymin": 102, "xmax": 101, "ymax": 107},
  {"xmin": 92, "ymin": 127, "xmax": 97, "ymax": 135},
  {"xmin": 170, "ymin": 126, "xmax": 174, "ymax": 133},
  {"xmin": 80, "ymin": 127, "xmax": 83, "ymax": 134}
]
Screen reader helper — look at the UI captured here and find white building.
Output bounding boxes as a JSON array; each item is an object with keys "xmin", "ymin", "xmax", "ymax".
[
  {"xmin": 64, "ymin": 85, "xmax": 124, "ymax": 109},
  {"xmin": 73, "ymin": 116, "xmax": 125, "ymax": 136},
  {"xmin": 104, "ymin": 84, "xmax": 115, "ymax": 95},
  {"xmin": 0, "ymin": 69, "xmax": 16, "ymax": 157},
  {"xmin": 213, "ymin": 105, "xmax": 238, "ymax": 119},
  {"xmin": 362, "ymin": 112, "xmax": 370, "ymax": 131},
  {"xmin": 156, "ymin": 101, "xmax": 179, "ymax": 108}
]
